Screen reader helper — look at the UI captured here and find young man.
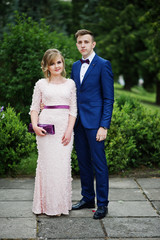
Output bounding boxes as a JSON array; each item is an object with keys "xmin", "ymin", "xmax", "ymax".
[{"xmin": 71, "ymin": 29, "xmax": 114, "ymax": 219}]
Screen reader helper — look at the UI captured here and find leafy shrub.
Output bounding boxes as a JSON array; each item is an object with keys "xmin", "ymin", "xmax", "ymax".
[
  {"xmin": 106, "ymin": 96, "xmax": 160, "ymax": 174},
  {"xmin": 71, "ymin": 146, "xmax": 79, "ymax": 176},
  {"xmin": 0, "ymin": 106, "xmax": 36, "ymax": 175},
  {"xmin": 116, "ymin": 94, "xmax": 140, "ymax": 110}
]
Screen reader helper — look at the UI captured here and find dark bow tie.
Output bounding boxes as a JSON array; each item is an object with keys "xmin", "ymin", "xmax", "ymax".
[{"xmin": 80, "ymin": 59, "xmax": 90, "ymax": 64}]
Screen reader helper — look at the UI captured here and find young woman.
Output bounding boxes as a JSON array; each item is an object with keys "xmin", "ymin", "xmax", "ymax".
[{"xmin": 30, "ymin": 49, "xmax": 77, "ymax": 216}]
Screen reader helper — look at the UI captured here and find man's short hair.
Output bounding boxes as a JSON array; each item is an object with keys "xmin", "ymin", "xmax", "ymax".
[{"xmin": 75, "ymin": 29, "xmax": 95, "ymax": 42}]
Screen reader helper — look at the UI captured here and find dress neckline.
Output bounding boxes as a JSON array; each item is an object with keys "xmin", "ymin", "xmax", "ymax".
[{"xmin": 46, "ymin": 78, "xmax": 68, "ymax": 85}]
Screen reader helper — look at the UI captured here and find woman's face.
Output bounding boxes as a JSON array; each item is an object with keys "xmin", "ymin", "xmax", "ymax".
[{"xmin": 48, "ymin": 56, "xmax": 64, "ymax": 77}]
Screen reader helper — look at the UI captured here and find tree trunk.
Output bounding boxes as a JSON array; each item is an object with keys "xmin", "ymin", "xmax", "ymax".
[
  {"xmin": 123, "ymin": 71, "xmax": 138, "ymax": 91},
  {"xmin": 156, "ymin": 80, "xmax": 160, "ymax": 105},
  {"xmin": 123, "ymin": 75, "xmax": 132, "ymax": 91}
]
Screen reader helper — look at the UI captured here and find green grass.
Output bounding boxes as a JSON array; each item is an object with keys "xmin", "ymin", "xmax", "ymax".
[{"xmin": 114, "ymin": 83, "xmax": 160, "ymax": 114}]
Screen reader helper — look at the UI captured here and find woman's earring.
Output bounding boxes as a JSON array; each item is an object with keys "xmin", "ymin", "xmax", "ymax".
[{"xmin": 48, "ymin": 70, "xmax": 50, "ymax": 77}]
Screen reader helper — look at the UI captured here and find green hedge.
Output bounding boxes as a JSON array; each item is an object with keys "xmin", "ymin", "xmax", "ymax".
[
  {"xmin": 71, "ymin": 96, "xmax": 160, "ymax": 175},
  {"xmin": 0, "ymin": 106, "xmax": 36, "ymax": 175},
  {"xmin": 1, "ymin": 96, "xmax": 159, "ymax": 176}
]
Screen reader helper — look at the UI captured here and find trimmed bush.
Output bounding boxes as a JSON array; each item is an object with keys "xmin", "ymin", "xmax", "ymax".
[
  {"xmin": 106, "ymin": 96, "xmax": 160, "ymax": 174},
  {"xmin": 71, "ymin": 96, "xmax": 160, "ymax": 175},
  {"xmin": 0, "ymin": 106, "xmax": 36, "ymax": 175}
]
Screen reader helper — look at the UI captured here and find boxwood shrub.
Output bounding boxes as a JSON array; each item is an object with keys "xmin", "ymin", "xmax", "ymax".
[
  {"xmin": 0, "ymin": 106, "xmax": 36, "ymax": 175},
  {"xmin": 106, "ymin": 96, "xmax": 160, "ymax": 174}
]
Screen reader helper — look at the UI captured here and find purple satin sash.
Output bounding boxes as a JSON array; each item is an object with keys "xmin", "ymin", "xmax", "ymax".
[{"xmin": 44, "ymin": 105, "xmax": 70, "ymax": 109}]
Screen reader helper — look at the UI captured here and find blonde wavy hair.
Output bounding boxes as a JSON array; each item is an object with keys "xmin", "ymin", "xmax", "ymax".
[{"xmin": 41, "ymin": 49, "xmax": 66, "ymax": 79}]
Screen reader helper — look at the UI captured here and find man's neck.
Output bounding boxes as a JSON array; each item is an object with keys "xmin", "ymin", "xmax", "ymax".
[{"xmin": 82, "ymin": 50, "xmax": 94, "ymax": 59}]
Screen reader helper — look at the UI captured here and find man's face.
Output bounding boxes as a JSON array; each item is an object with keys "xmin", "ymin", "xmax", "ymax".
[{"xmin": 76, "ymin": 34, "xmax": 96, "ymax": 59}]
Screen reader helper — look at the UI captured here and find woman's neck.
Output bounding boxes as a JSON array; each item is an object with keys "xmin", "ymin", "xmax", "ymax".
[{"xmin": 49, "ymin": 75, "xmax": 65, "ymax": 84}]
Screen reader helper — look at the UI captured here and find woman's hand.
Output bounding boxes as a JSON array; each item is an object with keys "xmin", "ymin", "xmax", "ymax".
[
  {"xmin": 62, "ymin": 129, "xmax": 72, "ymax": 146},
  {"xmin": 40, "ymin": 102, "xmax": 45, "ymax": 111},
  {"xmin": 33, "ymin": 126, "xmax": 46, "ymax": 136},
  {"xmin": 96, "ymin": 127, "xmax": 108, "ymax": 141}
]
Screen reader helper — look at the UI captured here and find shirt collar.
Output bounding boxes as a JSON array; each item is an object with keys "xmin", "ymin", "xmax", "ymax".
[{"xmin": 82, "ymin": 51, "xmax": 95, "ymax": 64}]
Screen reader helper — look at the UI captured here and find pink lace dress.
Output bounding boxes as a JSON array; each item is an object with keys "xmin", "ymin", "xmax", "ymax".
[{"xmin": 30, "ymin": 78, "xmax": 77, "ymax": 216}]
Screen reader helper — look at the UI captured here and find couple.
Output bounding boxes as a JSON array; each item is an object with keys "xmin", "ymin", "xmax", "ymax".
[{"xmin": 30, "ymin": 29, "xmax": 114, "ymax": 220}]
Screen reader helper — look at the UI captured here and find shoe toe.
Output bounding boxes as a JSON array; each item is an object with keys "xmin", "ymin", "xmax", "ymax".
[{"xmin": 93, "ymin": 206, "xmax": 108, "ymax": 220}]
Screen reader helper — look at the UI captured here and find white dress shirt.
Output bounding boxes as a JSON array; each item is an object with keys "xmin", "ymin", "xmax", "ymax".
[{"xmin": 80, "ymin": 51, "xmax": 95, "ymax": 83}]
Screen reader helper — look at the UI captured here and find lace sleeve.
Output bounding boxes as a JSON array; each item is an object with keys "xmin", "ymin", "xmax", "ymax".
[
  {"xmin": 29, "ymin": 80, "xmax": 41, "ymax": 115},
  {"xmin": 69, "ymin": 81, "xmax": 77, "ymax": 118}
]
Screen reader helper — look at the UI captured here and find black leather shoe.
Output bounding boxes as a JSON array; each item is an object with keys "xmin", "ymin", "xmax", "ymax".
[
  {"xmin": 93, "ymin": 206, "xmax": 108, "ymax": 219},
  {"xmin": 72, "ymin": 199, "xmax": 95, "ymax": 210}
]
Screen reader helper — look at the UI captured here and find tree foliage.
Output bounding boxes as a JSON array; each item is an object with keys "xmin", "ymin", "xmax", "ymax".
[
  {"xmin": 0, "ymin": 0, "xmax": 72, "ymax": 38},
  {"xmin": 1, "ymin": 1, "xmax": 159, "ymax": 104},
  {"xmin": 0, "ymin": 12, "xmax": 79, "ymax": 123},
  {"xmin": 71, "ymin": 0, "xmax": 160, "ymax": 105},
  {"xmin": 139, "ymin": 0, "xmax": 160, "ymax": 104}
]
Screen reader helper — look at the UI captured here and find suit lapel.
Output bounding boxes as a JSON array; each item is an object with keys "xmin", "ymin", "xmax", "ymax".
[
  {"xmin": 81, "ymin": 54, "xmax": 98, "ymax": 86},
  {"xmin": 75, "ymin": 61, "xmax": 81, "ymax": 88}
]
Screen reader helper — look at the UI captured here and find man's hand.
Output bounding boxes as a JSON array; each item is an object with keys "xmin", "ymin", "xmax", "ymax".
[{"xmin": 96, "ymin": 127, "xmax": 108, "ymax": 141}]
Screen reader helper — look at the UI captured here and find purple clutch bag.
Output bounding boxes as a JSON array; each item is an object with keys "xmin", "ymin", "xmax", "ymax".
[{"xmin": 28, "ymin": 123, "xmax": 55, "ymax": 134}]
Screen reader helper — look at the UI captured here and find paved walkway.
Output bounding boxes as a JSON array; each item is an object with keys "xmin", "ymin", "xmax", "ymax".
[{"xmin": 0, "ymin": 177, "xmax": 160, "ymax": 239}]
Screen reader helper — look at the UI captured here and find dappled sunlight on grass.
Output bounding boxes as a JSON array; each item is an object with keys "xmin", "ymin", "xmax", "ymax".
[{"xmin": 114, "ymin": 83, "xmax": 160, "ymax": 113}]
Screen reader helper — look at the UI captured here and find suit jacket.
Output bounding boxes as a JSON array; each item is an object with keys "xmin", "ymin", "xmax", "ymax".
[{"xmin": 71, "ymin": 54, "xmax": 114, "ymax": 129}]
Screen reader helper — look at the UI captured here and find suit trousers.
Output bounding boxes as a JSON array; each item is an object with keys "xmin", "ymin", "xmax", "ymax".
[{"xmin": 74, "ymin": 119, "xmax": 109, "ymax": 207}]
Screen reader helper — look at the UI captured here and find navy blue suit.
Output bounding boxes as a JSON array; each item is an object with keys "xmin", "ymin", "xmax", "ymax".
[{"xmin": 71, "ymin": 54, "xmax": 114, "ymax": 206}]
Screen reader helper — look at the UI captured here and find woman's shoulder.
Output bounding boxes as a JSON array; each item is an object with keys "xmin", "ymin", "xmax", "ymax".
[
  {"xmin": 67, "ymin": 78, "xmax": 75, "ymax": 85},
  {"xmin": 66, "ymin": 78, "xmax": 76, "ymax": 88},
  {"xmin": 35, "ymin": 78, "xmax": 47, "ymax": 86}
]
